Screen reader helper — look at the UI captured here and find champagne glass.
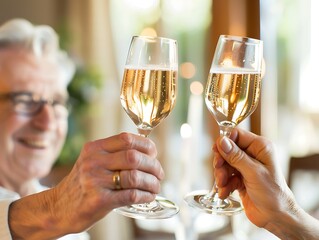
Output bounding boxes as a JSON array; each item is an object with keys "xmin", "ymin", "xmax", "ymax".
[
  {"xmin": 184, "ymin": 35, "xmax": 263, "ymax": 215},
  {"xmin": 115, "ymin": 36, "xmax": 179, "ymax": 219}
]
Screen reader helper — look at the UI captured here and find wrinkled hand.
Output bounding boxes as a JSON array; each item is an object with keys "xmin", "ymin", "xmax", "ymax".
[
  {"xmin": 55, "ymin": 132, "xmax": 164, "ymax": 232},
  {"xmin": 213, "ymin": 128, "xmax": 296, "ymax": 228},
  {"xmin": 9, "ymin": 132, "xmax": 164, "ymax": 238}
]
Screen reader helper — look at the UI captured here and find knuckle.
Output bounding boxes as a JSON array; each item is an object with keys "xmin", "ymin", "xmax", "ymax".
[
  {"xmin": 152, "ymin": 159, "xmax": 161, "ymax": 171},
  {"xmin": 146, "ymin": 175, "xmax": 158, "ymax": 193},
  {"xmin": 82, "ymin": 141, "xmax": 94, "ymax": 154},
  {"xmin": 229, "ymin": 149, "xmax": 245, "ymax": 165},
  {"xmin": 147, "ymin": 139, "xmax": 157, "ymax": 156},
  {"xmin": 153, "ymin": 179, "xmax": 161, "ymax": 194},
  {"xmin": 127, "ymin": 170, "xmax": 139, "ymax": 187},
  {"xmin": 125, "ymin": 150, "xmax": 140, "ymax": 168},
  {"xmin": 119, "ymin": 132, "xmax": 134, "ymax": 148},
  {"xmin": 126, "ymin": 189, "xmax": 139, "ymax": 202},
  {"xmin": 89, "ymin": 194, "xmax": 104, "ymax": 209},
  {"xmin": 257, "ymin": 138, "xmax": 274, "ymax": 158}
]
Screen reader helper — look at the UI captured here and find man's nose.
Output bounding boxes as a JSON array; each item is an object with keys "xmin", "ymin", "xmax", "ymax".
[{"xmin": 31, "ymin": 103, "xmax": 59, "ymax": 130}]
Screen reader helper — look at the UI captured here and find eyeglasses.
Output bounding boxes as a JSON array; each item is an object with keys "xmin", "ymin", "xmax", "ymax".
[{"xmin": 0, "ymin": 91, "xmax": 70, "ymax": 118}]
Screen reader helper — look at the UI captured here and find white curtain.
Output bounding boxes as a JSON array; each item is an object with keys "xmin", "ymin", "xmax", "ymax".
[{"xmin": 64, "ymin": 1, "xmax": 133, "ymax": 239}]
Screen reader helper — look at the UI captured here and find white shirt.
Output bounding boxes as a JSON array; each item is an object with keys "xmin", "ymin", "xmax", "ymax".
[{"xmin": 0, "ymin": 182, "xmax": 90, "ymax": 240}]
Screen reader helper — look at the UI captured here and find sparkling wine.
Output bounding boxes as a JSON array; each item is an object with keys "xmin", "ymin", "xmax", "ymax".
[
  {"xmin": 185, "ymin": 35, "xmax": 263, "ymax": 216},
  {"xmin": 205, "ymin": 70, "xmax": 261, "ymax": 129},
  {"xmin": 120, "ymin": 67, "xmax": 177, "ymax": 135}
]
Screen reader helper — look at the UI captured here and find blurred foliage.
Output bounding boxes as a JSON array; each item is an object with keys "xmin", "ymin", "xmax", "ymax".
[
  {"xmin": 55, "ymin": 23, "xmax": 103, "ymax": 166},
  {"xmin": 57, "ymin": 66, "xmax": 103, "ymax": 165}
]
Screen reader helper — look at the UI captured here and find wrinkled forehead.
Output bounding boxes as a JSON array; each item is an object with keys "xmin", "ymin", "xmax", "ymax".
[{"xmin": 0, "ymin": 48, "xmax": 68, "ymax": 96}]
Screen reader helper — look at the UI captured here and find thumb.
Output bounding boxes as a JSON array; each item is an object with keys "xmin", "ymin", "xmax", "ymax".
[{"xmin": 217, "ymin": 136, "xmax": 255, "ymax": 174}]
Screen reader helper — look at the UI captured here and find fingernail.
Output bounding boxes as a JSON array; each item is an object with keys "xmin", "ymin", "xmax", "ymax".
[{"xmin": 221, "ymin": 137, "xmax": 232, "ymax": 153}]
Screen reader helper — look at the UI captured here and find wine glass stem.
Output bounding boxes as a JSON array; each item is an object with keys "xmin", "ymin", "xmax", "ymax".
[
  {"xmin": 132, "ymin": 130, "xmax": 162, "ymax": 212},
  {"xmin": 219, "ymin": 125, "xmax": 233, "ymax": 137},
  {"xmin": 207, "ymin": 182, "xmax": 220, "ymax": 200},
  {"xmin": 138, "ymin": 128, "xmax": 151, "ymax": 138},
  {"xmin": 201, "ymin": 126, "xmax": 234, "ymax": 208},
  {"xmin": 201, "ymin": 180, "xmax": 230, "ymax": 208}
]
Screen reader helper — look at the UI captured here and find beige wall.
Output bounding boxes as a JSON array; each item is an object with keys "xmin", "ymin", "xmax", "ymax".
[{"xmin": 0, "ymin": 0, "xmax": 59, "ymax": 26}]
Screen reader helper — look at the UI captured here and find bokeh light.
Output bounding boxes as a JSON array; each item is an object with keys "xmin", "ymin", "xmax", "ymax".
[
  {"xmin": 190, "ymin": 81, "xmax": 203, "ymax": 95},
  {"xmin": 140, "ymin": 27, "xmax": 157, "ymax": 37},
  {"xmin": 180, "ymin": 62, "xmax": 196, "ymax": 79},
  {"xmin": 180, "ymin": 123, "xmax": 192, "ymax": 138}
]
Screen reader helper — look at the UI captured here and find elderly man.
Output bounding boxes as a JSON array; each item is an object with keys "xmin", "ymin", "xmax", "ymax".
[{"xmin": 0, "ymin": 19, "xmax": 164, "ymax": 239}]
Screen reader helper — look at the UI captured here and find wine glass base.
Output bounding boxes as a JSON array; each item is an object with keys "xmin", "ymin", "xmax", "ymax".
[
  {"xmin": 114, "ymin": 195, "xmax": 179, "ymax": 219},
  {"xmin": 184, "ymin": 190, "xmax": 243, "ymax": 216}
]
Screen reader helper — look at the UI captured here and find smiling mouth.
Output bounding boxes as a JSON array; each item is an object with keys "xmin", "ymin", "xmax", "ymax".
[{"xmin": 19, "ymin": 139, "xmax": 48, "ymax": 149}]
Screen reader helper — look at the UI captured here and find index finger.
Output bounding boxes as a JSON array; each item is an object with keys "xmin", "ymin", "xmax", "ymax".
[
  {"xmin": 87, "ymin": 132, "xmax": 157, "ymax": 157},
  {"xmin": 230, "ymin": 128, "xmax": 258, "ymax": 150},
  {"xmin": 229, "ymin": 128, "xmax": 275, "ymax": 166}
]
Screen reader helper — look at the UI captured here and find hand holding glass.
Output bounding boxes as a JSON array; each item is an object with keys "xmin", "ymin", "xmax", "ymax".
[
  {"xmin": 115, "ymin": 36, "xmax": 179, "ymax": 219},
  {"xmin": 184, "ymin": 35, "xmax": 263, "ymax": 215}
]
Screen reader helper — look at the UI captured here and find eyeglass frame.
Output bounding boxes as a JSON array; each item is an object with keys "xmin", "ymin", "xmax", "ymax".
[{"xmin": 0, "ymin": 91, "xmax": 71, "ymax": 118}]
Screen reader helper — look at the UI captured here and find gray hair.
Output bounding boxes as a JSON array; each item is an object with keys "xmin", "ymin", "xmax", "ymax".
[{"xmin": 0, "ymin": 18, "xmax": 75, "ymax": 86}]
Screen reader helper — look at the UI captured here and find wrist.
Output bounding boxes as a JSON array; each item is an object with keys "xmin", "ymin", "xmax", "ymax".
[
  {"xmin": 8, "ymin": 189, "xmax": 65, "ymax": 239},
  {"xmin": 265, "ymin": 201, "xmax": 319, "ymax": 240}
]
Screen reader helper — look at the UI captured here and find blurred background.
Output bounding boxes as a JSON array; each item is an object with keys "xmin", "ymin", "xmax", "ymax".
[{"xmin": 1, "ymin": 0, "xmax": 319, "ymax": 239}]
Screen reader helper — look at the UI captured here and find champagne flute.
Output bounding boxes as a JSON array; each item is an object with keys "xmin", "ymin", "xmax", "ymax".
[
  {"xmin": 115, "ymin": 36, "xmax": 179, "ymax": 219},
  {"xmin": 184, "ymin": 35, "xmax": 263, "ymax": 215}
]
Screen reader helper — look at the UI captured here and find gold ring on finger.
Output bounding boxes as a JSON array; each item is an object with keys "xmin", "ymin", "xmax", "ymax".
[{"xmin": 112, "ymin": 171, "xmax": 121, "ymax": 190}]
